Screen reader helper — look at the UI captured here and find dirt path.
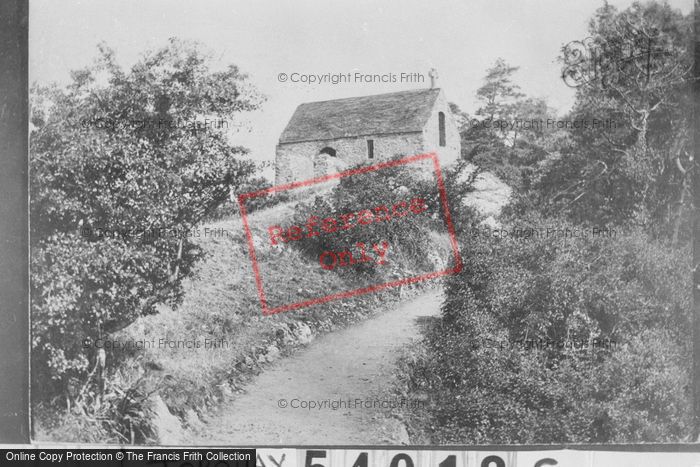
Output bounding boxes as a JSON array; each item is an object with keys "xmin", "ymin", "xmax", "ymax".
[
  {"xmin": 191, "ymin": 289, "xmax": 443, "ymax": 445},
  {"xmin": 188, "ymin": 169, "xmax": 510, "ymax": 445}
]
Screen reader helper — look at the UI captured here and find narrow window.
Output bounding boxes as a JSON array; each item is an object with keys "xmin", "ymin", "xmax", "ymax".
[
  {"xmin": 438, "ymin": 112, "xmax": 446, "ymax": 147},
  {"xmin": 367, "ymin": 139, "xmax": 374, "ymax": 159}
]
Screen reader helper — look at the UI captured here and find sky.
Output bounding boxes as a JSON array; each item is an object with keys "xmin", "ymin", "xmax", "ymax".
[{"xmin": 29, "ymin": 0, "xmax": 693, "ymax": 173}]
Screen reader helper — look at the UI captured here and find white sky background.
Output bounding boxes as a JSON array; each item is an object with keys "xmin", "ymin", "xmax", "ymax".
[{"xmin": 30, "ymin": 0, "xmax": 693, "ymax": 177}]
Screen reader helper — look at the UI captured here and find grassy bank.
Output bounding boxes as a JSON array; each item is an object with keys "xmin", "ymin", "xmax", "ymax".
[{"xmin": 35, "ymin": 194, "xmax": 451, "ymax": 443}]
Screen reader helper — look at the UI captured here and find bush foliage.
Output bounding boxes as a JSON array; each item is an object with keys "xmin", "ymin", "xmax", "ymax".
[
  {"xmin": 289, "ymin": 161, "xmax": 472, "ymax": 277},
  {"xmin": 399, "ymin": 215, "xmax": 691, "ymax": 443},
  {"xmin": 397, "ymin": 1, "xmax": 694, "ymax": 443},
  {"xmin": 30, "ymin": 39, "xmax": 263, "ymax": 402}
]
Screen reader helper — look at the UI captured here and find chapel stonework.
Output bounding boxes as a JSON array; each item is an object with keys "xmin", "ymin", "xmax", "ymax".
[{"xmin": 275, "ymin": 87, "xmax": 461, "ymax": 184}]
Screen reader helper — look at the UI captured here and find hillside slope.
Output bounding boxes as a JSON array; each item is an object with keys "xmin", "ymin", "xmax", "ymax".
[{"xmin": 116, "ymin": 198, "xmax": 432, "ymax": 442}]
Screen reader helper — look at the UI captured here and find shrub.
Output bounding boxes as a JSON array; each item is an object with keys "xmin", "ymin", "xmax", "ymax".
[
  {"xmin": 399, "ymin": 213, "xmax": 692, "ymax": 443},
  {"xmin": 33, "ymin": 360, "xmax": 159, "ymax": 444},
  {"xmin": 287, "ymin": 161, "xmax": 466, "ymax": 277},
  {"xmin": 30, "ymin": 39, "xmax": 263, "ymax": 402},
  {"xmin": 204, "ymin": 176, "xmax": 291, "ymax": 221}
]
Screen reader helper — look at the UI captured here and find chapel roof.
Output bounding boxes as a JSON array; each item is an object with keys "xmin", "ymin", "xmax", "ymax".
[{"xmin": 278, "ymin": 88, "xmax": 441, "ymax": 144}]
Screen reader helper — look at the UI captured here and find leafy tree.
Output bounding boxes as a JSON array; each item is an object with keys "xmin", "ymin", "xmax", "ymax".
[
  {"xmin": 396, "ymin": 1, "xmax": 694, "ymax": 444},
  {"xmin": 459, "ymin": 59, "xmax": 521, "ymax": 165},
  {"xmin": 475, "ymin": 58, "xmax": 524, "ymax": 124},
  {"xmin": 461, "ymin": 60, "xmax": 561, "ymax": 187},
  {"xmin": 30, "ymin": 38, "xmax": 264, "ymax": 401},
  {"xmin": 541, "ymin": 1, "xmax": 693, "ymax": 236}
]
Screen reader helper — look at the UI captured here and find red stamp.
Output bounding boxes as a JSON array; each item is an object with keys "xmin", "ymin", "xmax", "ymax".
[{"xmin": 238, "ymin": 153, "xmax": 462, "ymax": 315}]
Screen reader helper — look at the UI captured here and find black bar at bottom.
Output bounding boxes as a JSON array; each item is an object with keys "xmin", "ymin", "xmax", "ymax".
[{"xmin": 1, "ymin": 449, "xmax": 256, "ymax": 466}]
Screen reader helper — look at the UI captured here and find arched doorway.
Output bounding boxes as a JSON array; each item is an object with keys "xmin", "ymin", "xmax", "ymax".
[
  {"xmin": 319, "ymin": 147, "xmax": 337, "ymax": 158},
  {"xmin": 314, "ymin": 147, "xmax": 343, "ymax": 177}
]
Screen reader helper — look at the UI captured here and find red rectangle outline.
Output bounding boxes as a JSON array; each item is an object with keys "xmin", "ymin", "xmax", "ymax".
[{"xmin": 238, "ymin": 152, "xmax": 463, "ymax": 316}]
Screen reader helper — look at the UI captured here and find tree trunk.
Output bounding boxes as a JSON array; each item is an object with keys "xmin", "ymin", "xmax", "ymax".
[{"xmin": 635, "ymin": 111, "xmax": 649, "ymax": 159}]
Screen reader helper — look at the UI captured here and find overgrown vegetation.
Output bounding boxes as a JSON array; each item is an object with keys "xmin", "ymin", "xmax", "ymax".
[
  {"xmin": 30, "ymin": 39, "xmax": 263, "ymax": 441},
  {"xmin": 396, "ymin": 1, "xmax": 694, "ymax": 443},
  {"xmin": 204, "ymin": 170, "xmax": 292, "ymax": 221},
  {"xmin": 31, "ymin": 48, "xmax": 470, "ymax": 440},
  {"xmin": 30, "ymin": 0, "xmax": 694, "ymax": 444},
  {"xmin": 289, "ymin": 162, "xmax": 457, "ymax": 277},
  {"xmin": 397, "ymin": 216, "xmax": 691, "ymax": 443},
  {"xmin": 107, "ymin": 201, "xmax": 422, "ymax": 442}
]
